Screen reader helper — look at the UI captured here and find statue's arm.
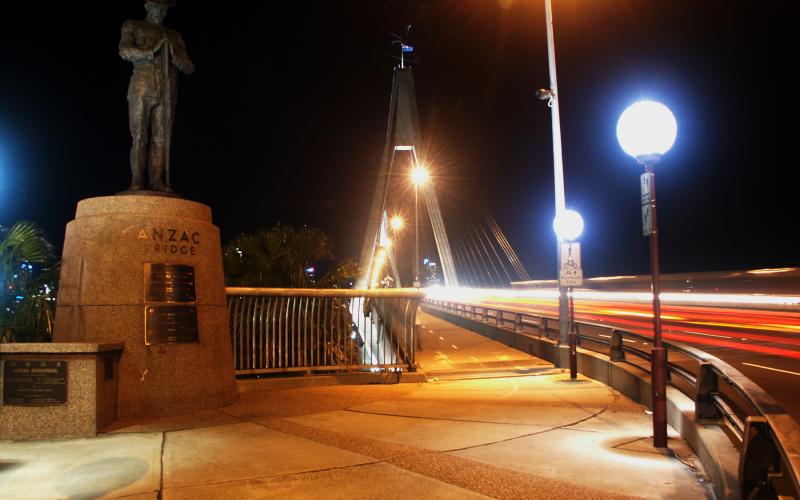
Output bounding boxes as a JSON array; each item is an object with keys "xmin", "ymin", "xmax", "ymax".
[
  {"xmin": 119, "ymin": 21, "xmax": 153, "ymax": 63},
  {"xmin": 170, "ymin": 33, "xmax": 195, "ymax": 75}
]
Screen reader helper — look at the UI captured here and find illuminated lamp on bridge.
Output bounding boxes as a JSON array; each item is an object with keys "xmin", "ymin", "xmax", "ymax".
[
  {"xmin": 390, "ymin": 214, "xmax": 405, "ymax": 232},
  {"xmin": 552, "ymin": 209, "xmax": 584, "ymax": 242},
  {"xmin": 617, "ymin": 99, "xmax": 677, "ymax": 448}
]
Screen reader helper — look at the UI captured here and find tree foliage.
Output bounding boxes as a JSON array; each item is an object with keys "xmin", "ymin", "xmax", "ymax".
[
  {"xmin": 223, "ymin": 224, "xmax": 359, "ymax": 288},
  {"xmin": 0, "ymin": 221, "xmax": 58, "ymax": 342}
]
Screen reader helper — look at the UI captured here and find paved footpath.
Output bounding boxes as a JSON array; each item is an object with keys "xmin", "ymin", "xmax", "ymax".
[{"xmin": 1, "ymin": 311, "xmax": 713, "ymax": 499}]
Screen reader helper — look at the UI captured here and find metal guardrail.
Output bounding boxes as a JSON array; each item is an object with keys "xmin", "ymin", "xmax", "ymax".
[
  {"xmin": 425, "ymin": 298, "xmax": 800, "ymax": 500},
  {"xmin": 226, "ymin": 288, "xmax": 423, "ymax": 375}
]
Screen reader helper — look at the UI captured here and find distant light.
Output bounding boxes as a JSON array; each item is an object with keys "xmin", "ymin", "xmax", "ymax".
[
  {"xmin": 423, "ymin": 258, "xmax": 429, "ymax": 266},
  {"xmin": 553, "ymin": 209, "xmax": 584, "ymax": 241},
  {"xmin": 616, "ymin": 100, "xmax": 677, "ymax": 159},
  {"xmin": 401, "ymin": 44, "xmax": 414, "ymax": 53},
  {"xmin": 305, "ymin": 267, "xmax": 315, "ymax": 273}
]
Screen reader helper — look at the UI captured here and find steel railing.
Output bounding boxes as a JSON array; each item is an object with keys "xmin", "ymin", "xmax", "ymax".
[
  {"xmin": 424, "ymin": 298, "xmax": 800, "ymax": 500},
  {"xmin": 226, "ymin": 288, "xmax": 423, "ymax": 375}
]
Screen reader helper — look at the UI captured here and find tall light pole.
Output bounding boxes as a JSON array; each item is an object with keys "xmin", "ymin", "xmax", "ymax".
[
  {"xmin": 411, "ymin": 166, "xmax": 429, "ymax": 288},
  {"xmin": 616, "ymin": 100, "xmax": 677, "ymax": 448},
  {"xmin": 538, "ymin": 0, "xmax": 571, "ymax": 359}
]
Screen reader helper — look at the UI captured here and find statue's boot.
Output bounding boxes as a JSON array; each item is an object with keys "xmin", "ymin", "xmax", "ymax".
[{"xmin": 148, "ymin": 181, "xmax": 172, "ymax": 192}]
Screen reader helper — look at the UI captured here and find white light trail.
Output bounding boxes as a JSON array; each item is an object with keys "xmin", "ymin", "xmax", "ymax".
[{"xmin": 424, "ymin": 286, "xmax": 800, "ymax": 309}]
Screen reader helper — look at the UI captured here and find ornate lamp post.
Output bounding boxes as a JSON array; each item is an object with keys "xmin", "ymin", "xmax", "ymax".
[{"xmin": 616, "ymin": 100, "xmax": 677, "ymax": 448}]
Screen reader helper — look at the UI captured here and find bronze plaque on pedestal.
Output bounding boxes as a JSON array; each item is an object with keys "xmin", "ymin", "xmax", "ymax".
[
  {"xmin": 145, "ymin": 305, "xmax": 199, "ymax": 344},
  {"xmin": 144, "ymin": 263, "xmax": 198, "ymax": 344},
  {"xmin": 2, "ymin": 360, "xmax": 68, "ymax": 405},
  {"xmin": 145, "ymin": 263, "xmax": 196, "ymax": 303}
]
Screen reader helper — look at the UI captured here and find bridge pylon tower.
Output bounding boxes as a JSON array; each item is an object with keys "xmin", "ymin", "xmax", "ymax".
[{"xmin": 357, "ymin": 66, "xmax": 459, "ymax": 289}]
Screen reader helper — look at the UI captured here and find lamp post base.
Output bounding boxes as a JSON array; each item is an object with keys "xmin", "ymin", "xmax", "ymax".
[{"xmin": 651, "ymin": 346, "xmax": 668, "ymax": 447}]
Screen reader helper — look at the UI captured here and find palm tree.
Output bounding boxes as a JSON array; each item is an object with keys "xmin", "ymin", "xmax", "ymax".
[
  {"xmin": 223, "ymin": 224, "xmax": 358, "ymax": 288},
  {"xmin": 0, "ymin": 221, "xmax": 57, "ymax": 342}
]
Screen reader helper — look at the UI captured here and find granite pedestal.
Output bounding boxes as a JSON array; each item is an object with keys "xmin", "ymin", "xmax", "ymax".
[
  {"xmin": 0, "ymin": 343, "xmax": 122, "ymax": 440},
  {"xmin": 53, "ymin": 196, "xmax": 238, "ymax": 420}
]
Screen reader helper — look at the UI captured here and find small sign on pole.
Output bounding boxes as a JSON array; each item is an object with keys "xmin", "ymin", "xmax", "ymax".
[
  {"xmin": 559, "ymin": 242, "xmax": 583, "ymax": 287},
  {"xmin": 642, "ymin": 204, "xmax": 653, "ymax": 236},
  {"xmin": 640, "ymin": 172, "xmax": 653, "ymax": 205},
  {"xmin": 640, "ymin": 172, "xmax": 654, "ymax": 236}
]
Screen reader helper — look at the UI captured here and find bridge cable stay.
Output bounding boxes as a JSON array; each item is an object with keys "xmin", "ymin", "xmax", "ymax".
[
  {"xmin": 471, "ymin": 220, "xmax": 513, "ymax": 286},
  {"xmin": 471, "ymin": 220, "xmax": 511, "ymax": 288},
  {"xmin": 444, "ymin": 215, "xmax": 531, "ymax": 287},
  {"xmin": 473, "ymin": 219, "xmax": 516, "ymax": 285},
  {"xmin": 452, "ymin": 241, "xmax": 480, "ymax": 287},
  {"xmin": 420, "ymin": 183, "xmax": 459, "ymax": 287},
  {"xmin": 482, "ymin": 215, "xmax": 524, "ymax": 281},
  {"xmin": 487, "ymin": 214, "xmax": 531, "ymax": 281},
  {"xmin": 460, "ymin": 228, "xmax": 496, "ymax": 287},
  {"xmin": 453, "ymin": 229, "xmax": 485, "ymax": 287},
  {"xmin": 463, "ymin": 220, "xmax": 495, "ymax": 286}
]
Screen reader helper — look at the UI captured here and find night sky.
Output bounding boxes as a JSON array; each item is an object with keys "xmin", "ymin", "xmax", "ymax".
[{"xmin": 0, "ymin": 1, "xmax": 796, "ymax": 281}]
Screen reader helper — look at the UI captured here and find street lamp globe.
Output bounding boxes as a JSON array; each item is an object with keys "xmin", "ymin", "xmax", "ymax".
[
  {"xmin": 553, "ymin": 209, "xmax": 584, "ymax": 242},
  {"xmin": 616, "ymin": 100, "xmax": 677, "ymax": 164}
]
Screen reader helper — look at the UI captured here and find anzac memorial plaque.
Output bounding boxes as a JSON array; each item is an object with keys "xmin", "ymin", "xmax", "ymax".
[
  {"xmin": 3, "ymin": 360, "xmax": 68, "ymax": 405},
  {"xmin": 145, "ymin": 305, "xmax": 199, "ymax": 344},
  {"xmin": 145, "ymin": 263, "xmax": 197, "ymax": 303}
]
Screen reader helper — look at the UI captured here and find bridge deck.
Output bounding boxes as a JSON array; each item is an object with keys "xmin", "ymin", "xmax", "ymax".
[{"xmin": 0, "ymin": 312, "xmax": 712, "ymax": 499}]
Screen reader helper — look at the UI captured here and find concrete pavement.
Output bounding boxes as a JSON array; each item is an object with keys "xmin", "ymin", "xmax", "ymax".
[{"xmin": 1, "ymin": 311, "xmax": 713, "ymax": 499}]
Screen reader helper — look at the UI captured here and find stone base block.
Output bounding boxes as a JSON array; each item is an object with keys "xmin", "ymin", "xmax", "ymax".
[{"xmin": 1, "ymin": 343, "xmax": 122, "ymax": 440}]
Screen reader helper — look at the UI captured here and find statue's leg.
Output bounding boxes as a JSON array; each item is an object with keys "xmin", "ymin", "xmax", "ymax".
[
  {"xmin": 148, "ymin": 101, "xmax": 167, "ymax": 191},
  {"xmin": 128, "ymin": 95, "xmax": 151, "ymax": 191}
]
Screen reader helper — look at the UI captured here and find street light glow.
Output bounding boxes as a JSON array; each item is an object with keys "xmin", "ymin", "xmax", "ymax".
[
  {"xmin": 553, "ymin": 209, "xmax": 584, "ymax": 241},
  {"xmin": 390, "ymin": 215, "xmax": 405, "ymax": 232},
  {"xmin": 616, "ymin": 100, "xmax": 677, "ymax": 160},
  {"xmin": 411, "ymin": 166, "xmax": 429, "ymax": 186}
]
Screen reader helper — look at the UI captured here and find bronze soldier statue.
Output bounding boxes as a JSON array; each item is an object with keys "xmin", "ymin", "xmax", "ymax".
[{"xmin": 120, "ymin": 0, "xmax": 194, "ymax": 192}]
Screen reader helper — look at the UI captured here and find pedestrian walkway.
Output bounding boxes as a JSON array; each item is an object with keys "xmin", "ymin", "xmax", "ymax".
[{"xmin": 0, "ymin": 311, "xmax": 713, "ymax": 499}]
